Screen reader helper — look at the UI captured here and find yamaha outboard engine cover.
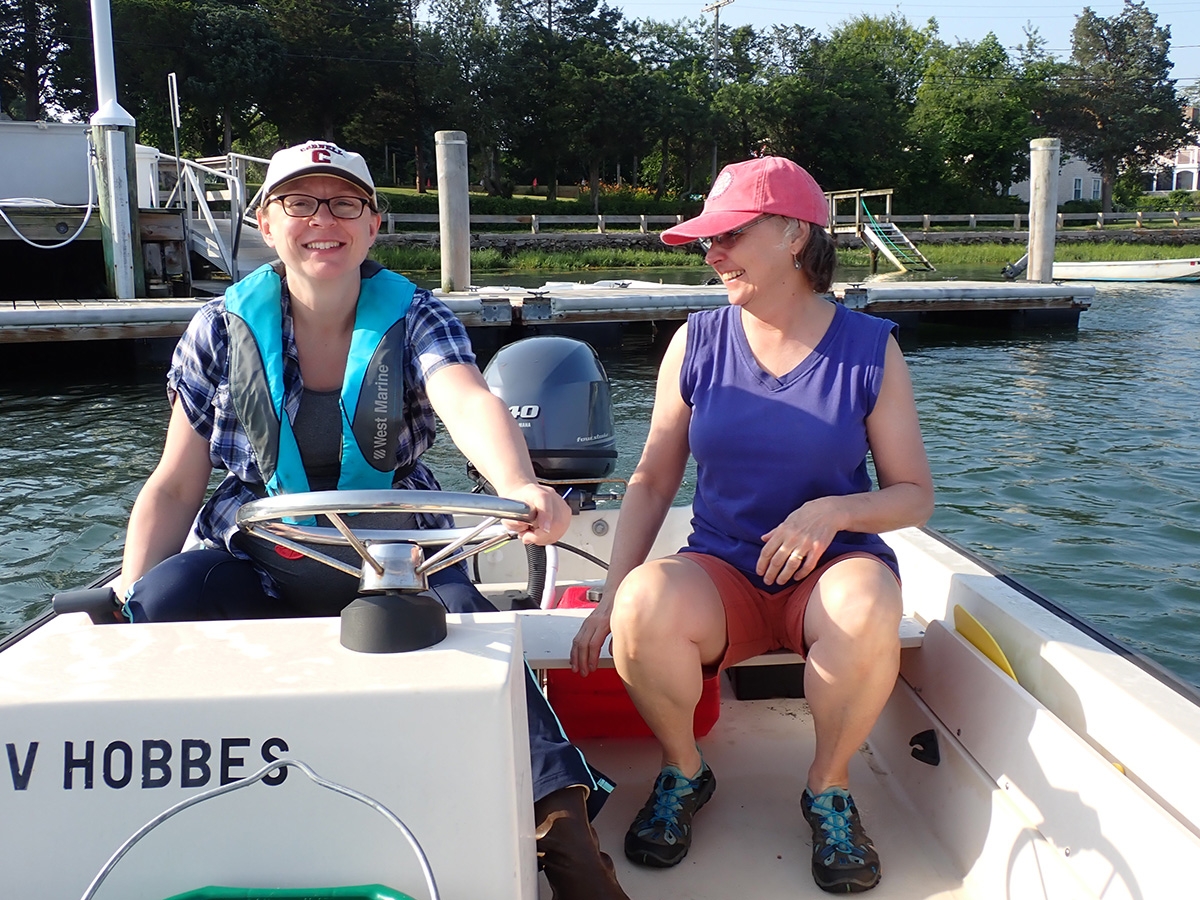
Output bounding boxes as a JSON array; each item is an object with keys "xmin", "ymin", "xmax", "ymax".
[{"xmin": 482, "ymin": 336, "xmax": 617, "ymax": 491}]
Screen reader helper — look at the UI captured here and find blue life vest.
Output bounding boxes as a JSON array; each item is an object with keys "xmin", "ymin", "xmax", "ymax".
[{"xmin": 223, "ymin": 261, "xmax": 415, "ymax": 495}]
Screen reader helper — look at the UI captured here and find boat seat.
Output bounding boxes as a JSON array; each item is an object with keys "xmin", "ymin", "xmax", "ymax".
[{"xmin": 516, "ymin": 608, "xmax": 924, "ymax": 670}]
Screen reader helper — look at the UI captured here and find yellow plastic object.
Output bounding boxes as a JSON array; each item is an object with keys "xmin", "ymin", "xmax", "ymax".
[{"xmin": 953, "ymin": 605, "xmax": 1018, "ymax": 682}]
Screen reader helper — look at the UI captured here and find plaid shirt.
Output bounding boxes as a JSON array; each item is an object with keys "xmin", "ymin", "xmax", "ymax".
[{"xmin": 167, "ymin": 272, "xmax": 475, "ymax": 552}]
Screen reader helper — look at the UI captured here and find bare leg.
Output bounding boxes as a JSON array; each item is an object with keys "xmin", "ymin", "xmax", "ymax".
[
  {"xmin": 610, "ymin": 556, "xmax": 728, "ymax": 777},
  {"xmin": 802, "ymin": 557, "xmax": 902, "ymax": 794}
]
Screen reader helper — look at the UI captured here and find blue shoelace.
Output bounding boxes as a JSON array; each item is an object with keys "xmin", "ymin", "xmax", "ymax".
[
  {"xmin": 643, "ymin": 768, "xmax": 700, "ymax": 840},
  {"xmin": 809, "ymin": 789, "xmax": 865, "ymax": 863}
]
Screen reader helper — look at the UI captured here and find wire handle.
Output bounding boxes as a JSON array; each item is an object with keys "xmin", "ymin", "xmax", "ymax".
[{"xmin": 79, "ymin": 757, "xmax": 440, "ymax": 900}]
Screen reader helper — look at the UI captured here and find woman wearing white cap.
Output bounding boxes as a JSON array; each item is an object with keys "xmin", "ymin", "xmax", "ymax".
[
  {"xmin": 570, "ymin": 156, "xmax": 934, "ymax": 893},
  {"xmin": 115, "ymin": 140, "xmax": 632, "ymax": 900}
]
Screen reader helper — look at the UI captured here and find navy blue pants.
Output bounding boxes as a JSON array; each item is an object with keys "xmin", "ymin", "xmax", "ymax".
[{"xmin": 126, "ymin": 549, "xmax": 611, "ymax": 815}]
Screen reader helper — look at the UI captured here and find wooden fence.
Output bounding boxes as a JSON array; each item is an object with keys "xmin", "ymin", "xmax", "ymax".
[
  {"xmin": 382, "ymin": 210, "xmax": 1200, "ymax": 235},
  {"xmin": 383, "ymin": 213, "xmax": 684, "ymax": 234}
]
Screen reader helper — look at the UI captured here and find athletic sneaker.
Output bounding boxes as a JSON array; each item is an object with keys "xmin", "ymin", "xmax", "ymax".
[
  {"xmin": 801, "ymin": 786, "xmax": 882, "ymax": 893},
  {"xmin": 624, "ymin": 762, "xmax": 717, "ymax": 867}
]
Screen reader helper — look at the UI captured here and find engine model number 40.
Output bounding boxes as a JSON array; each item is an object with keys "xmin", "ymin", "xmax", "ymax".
[{"xmin": 508, "ymin": 405, "xmax": 540, "ymax": 419}]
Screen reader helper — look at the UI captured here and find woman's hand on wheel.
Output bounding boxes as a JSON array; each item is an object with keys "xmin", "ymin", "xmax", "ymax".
[{"xmin": 502, "ymin": 482, "xmax": 571, "ymax": 545}]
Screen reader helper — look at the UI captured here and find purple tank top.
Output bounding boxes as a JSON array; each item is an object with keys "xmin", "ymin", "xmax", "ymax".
[{"xmin": 680, "ymin": 302, "xmax": 899, "ymax": 592}]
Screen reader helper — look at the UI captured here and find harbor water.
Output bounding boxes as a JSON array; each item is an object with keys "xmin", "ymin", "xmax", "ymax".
[{"xmin": 1, "ymin": 269, "xmax": 1197, "ymax": 689}]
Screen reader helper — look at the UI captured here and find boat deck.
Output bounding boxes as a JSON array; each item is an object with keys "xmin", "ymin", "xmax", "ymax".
[{"xmin": 563, "ymin": 678, "xmax": 973, "ymax": 900}]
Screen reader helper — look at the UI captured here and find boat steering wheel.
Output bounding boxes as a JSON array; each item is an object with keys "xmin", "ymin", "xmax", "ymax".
[
  {"xmin": 235, "ymin": 489, "xmax": 534, "ymax": 595},
  {"xmin": 237, "ymin": 490, "xmax": 536, "ymax": 653}
]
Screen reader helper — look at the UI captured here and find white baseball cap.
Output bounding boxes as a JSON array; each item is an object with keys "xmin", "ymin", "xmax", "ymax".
[{"xmin": 260, "ymin": 140, "xmax": 375, "ymax": 202}]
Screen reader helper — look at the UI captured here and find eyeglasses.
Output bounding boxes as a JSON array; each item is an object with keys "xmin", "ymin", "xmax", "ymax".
[
  {"xmin": 698, "ymin": 214, "xmax": 774, "ymax": 253},
  {"xmin": 269, "ymin": 194, "xmax": 374, "ymax": 219}
]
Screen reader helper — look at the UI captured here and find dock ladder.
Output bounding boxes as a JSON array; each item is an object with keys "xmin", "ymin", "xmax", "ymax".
[{"xmin": 859, "ymin": 201, "xmax": 935, "ymax": 274}]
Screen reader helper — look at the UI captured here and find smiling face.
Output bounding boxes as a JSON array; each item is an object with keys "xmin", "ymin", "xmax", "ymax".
[
  {"xmin": 703, "ymin": 215, "xmax": 809, "ymax": 307},
  {"xmin": 256, "ymin": 174, "xmax": 380, "ymax": 286}
]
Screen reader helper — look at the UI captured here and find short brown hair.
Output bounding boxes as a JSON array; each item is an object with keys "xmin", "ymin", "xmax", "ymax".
[{"xmin": 786, "ymin": 219, "xmax": 837, "ymax": 293}]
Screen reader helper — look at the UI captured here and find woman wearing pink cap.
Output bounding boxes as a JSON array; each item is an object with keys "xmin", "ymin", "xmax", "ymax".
[{"xmin": 570, "ymin": 157, "xmax": 934, "ymax": 893}]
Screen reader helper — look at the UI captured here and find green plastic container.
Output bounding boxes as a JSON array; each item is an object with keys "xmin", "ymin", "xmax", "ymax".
[{"xmin": 164, "ymin": 886, "xmax": 414, "ymax": 900}]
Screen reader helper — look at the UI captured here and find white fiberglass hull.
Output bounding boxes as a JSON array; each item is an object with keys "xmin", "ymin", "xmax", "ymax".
[
  {"xmin": 1052, "ymin": 257, "xmax": 1200, "ymax": 282},
  {"xmin": 2, "ymin": 508, "xmax": 1198, "ymax": 900}
]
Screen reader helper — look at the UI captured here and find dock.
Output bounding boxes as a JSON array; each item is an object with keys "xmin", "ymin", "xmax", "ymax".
[{"xmin": 0, "ymin": 280, "xmax": 1093, "ymax": 345}]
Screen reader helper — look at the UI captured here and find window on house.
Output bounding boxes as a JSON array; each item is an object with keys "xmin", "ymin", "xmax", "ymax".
[
  {"xmin": 1073, "ymin": 178, "xmax": 1083, "ymax": 200},
  {"xmin": 1092, "ymin": 179, "xmax": 1102, "ymax": 200}
]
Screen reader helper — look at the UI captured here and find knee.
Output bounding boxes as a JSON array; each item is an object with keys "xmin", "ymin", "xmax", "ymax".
[
  {"xmin": 126, "ymin": 551, "xmax": 266, "ymax": 622},
  {"xmin": 813, "ymin": 567, "xmax": 902, "ymax": 649},
  {"xmin": 609, "ymin": 563, "xmax": 687, "ymax": 646}
]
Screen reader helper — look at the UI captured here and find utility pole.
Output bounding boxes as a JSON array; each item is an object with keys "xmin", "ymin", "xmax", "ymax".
[{"xmin": 702, "ymin": 0, "xmax": 733, "ymax": 186}]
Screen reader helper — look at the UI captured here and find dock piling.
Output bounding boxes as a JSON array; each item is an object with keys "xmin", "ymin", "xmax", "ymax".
[
  {"xmin": 436, "ymin": 130, "xmax": 471, "ymax": 293},
  {"xmin": 1027, "ymin": 138, "xmax": 1060, "ymax": 283},
  {"xmin": 88, "ymin": 0, "xmax": 140, "ymax": 299}
]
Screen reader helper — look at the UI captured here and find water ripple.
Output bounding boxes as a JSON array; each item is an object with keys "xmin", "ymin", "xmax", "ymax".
[{"xmin": 1, "ymin": 278, "xmax": 1197, "ymax": 689}]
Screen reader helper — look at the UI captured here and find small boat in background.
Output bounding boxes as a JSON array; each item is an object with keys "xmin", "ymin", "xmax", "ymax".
[
  {"xmin": 1003, "ymin": 253, "xmax": 1200, "ymax": 282},
  {"xmin": 1051, "ymin": 257, "xmax": 1200, "ymax": 282}
]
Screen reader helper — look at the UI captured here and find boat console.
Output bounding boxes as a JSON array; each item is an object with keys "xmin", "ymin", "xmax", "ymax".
[{"xmin": 0, "ymin": 608, "xmax": 536, "ymax": 898}]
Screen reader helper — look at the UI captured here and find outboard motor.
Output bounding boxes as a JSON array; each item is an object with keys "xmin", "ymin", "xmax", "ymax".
[
  {"xmin": 480, "ymin": 336, "xmax": 617, "ymax": 510},
  {"xmin": 477, "ymin": 336, "xmax": 619, "ymax": 610}
]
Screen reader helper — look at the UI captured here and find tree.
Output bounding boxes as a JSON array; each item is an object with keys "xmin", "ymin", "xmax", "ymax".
[
  {"xmin": 911, "ymin": 34, "xmax": 1039, "ymax": 202},
  {"xmin": 559, "ymin": 40, "xmax": 652, "ymax": 211},
  {"xmin": 186, "ymin": 1, "xmax": 284, "ymax": 154},
  {"xmin": 426, "ymin": 0, "xmax": 502, "ymax": 190},
  {"xmin": 714, "ymin": 17, "xmax": 939, "ymax": 194},
  {"xmin": 624, "ymin": 18, "xmax": 712, "ymax": 197},
  {"xmin": 1057, "ymin": 0, "xmax": 1192, "ymax": 212},
  {"xmin": 1, "ymin": 0, "xmax": 72, "ymax": 120},
  {"xmin": 256, "ymin": 0, "xmax": 402, "ymax": 143},
  {"xmin": 49, "ymin": 0, "xmax": 199, "ymax": 148}
]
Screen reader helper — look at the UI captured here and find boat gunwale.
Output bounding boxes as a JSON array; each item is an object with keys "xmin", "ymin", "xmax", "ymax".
[
  {"xmin": 0, "ymin": 564, "xmax": 120, "ymax": 653},
  {"xmin": 920, "ymin": 525, "xmax": 1200, "ymax": 708}
]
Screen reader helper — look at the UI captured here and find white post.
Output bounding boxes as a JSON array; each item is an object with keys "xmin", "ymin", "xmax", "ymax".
[
  {"xmin": 89, "ymin": 0, "xmax": 138, "ymax": 299},
  {"xmin": 436, "ymin": 130, "xmax": 471, "ymax": 293},
  {"xmin": 1027, "ymin": 137, "xmax": 1060, "ymax": 283}
]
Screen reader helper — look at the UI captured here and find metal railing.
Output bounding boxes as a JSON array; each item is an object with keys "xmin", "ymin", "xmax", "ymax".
[{"xmin": 157, "ymin": 152, "xmax": 269, "ymax": 280}]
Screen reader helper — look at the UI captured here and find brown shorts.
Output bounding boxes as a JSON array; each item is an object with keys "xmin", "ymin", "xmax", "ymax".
[{"xmin": 679, "ymin": 551, "xmax": 899, "ymax": 672}]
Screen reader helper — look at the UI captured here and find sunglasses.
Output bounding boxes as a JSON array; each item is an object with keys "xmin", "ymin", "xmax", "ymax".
[
  {"xmin": 698, "ymin": 214, "xmax": 775, "ymax": 252},
  {"xmin": 269, "ymin": 194, "xmax": 374, "ymax": 219}
]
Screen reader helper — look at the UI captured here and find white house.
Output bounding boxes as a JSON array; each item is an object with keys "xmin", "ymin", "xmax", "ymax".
[
  {"xmin": 1008, "ymin": 155, "xmax": 1103, "ymax": 206},
  {"xmin": 1147, "ymin": 144, "xmax": 1199, "ymax": 191}
]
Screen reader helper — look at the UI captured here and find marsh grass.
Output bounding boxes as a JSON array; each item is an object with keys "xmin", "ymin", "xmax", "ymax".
[
  {"xmin": 370, "ymin": 245, "xmax": 703, "ymax": 272},
  {"xmin": 372, "ymin": 241, "xmax": 1200, "ymax": 274},
  {"xmin": 838, "ymin": 242, "xmax": 1200, "ymax": 268},
  {"xmin": 507, "ymin": 249, "xmax": 703, "ymax": 269}
]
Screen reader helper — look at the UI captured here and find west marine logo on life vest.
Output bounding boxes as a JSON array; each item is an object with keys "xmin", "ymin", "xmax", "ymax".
[{"xmin": 223, "ymin": 261, "xmax": 415, "ymax": 495}]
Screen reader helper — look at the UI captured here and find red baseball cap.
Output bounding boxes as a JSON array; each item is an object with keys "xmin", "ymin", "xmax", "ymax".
[{"xmin": 661, "ymin": 156, "xmax": 828, "ymax": 246}]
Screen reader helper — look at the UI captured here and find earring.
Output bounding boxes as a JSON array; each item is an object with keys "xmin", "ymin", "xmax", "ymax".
[{"xmin": 793, "ymin": 255, "xmax": 803, "ymax": 270}]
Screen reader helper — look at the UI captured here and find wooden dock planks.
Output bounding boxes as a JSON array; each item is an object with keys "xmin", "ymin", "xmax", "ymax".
[{"xmin": 0, "ymin": 281, "xmax": 1094, "ymax": 344}]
